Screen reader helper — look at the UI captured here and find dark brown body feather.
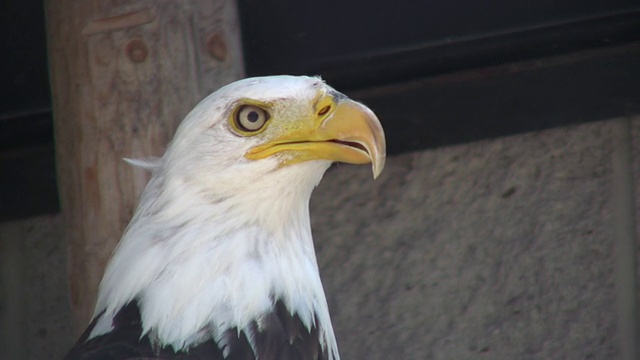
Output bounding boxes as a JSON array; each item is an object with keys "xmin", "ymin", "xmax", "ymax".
[{"xmin": 65, "ymin": 300, "xmax": 327, "ymax": 360}]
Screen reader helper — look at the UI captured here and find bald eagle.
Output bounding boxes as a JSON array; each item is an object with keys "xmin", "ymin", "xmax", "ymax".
[{"xmin": 65, "ymin": 76, "xmax": 385, "ymax": 360}]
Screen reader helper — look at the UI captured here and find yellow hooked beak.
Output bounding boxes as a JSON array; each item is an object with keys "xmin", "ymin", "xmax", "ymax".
[{"xmin": 245, "ymin": 98, "xmax": 386, "ymax": 178}]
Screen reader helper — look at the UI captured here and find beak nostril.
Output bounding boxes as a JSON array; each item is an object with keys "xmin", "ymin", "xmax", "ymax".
[{"xmin": 318, "ymin": 105, "xmax": 331, "ymax": 116}]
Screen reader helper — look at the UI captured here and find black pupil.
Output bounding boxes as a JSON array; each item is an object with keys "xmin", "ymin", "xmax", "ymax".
[{"xmin": 247, "ymin": 111, "xmax": 260, "ymax": 123}]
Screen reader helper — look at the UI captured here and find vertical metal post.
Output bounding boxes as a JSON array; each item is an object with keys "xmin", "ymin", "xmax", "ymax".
[
  {"xmin": 612, "ymin": 117, "xmax": 639, "ymax": 360},
  {"xmin": 0, "ymin": 231, "xmax": 24, "ymax": 360}
]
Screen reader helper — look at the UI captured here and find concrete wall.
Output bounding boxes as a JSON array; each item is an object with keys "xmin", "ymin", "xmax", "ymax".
[
  {"xmin": 0, "ymin": 215, "xmax": 73, "ymax": 360},
  {"xmin": 312, "ymin": 118, "xmax": 631, "ymax": 360},
  {"xmin": 1, "ymin": 117, "xmax": 638, "ymax": 359}
]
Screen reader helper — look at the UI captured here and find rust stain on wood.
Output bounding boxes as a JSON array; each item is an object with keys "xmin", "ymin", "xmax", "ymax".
[
  {"xmin": 83, "ymin": 166, "xmax": 101, "ymax": 213},
  {"xmin": 207, "ymin": 33, "xmax": 228, "ymax": 62},
  {"xmin": 125, "ymin": 38, "xmax": 149, "ymax": 63},
  {"xmin": 82, "ymin": 9, "xmax": 155, "ymax": 36}
]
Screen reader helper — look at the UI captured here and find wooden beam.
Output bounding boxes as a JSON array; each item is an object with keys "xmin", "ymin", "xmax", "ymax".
[{"xmin": 44, "ymin": 0, "xmax": 245, "ymax": 333}]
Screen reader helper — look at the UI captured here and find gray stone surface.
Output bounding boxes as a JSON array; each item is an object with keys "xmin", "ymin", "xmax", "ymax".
[
  {"xmin": 311, "ymin": 120, "xmax": 618, "ymax": 359},
  {"xmin": 0, "ymin": 215, "xmax": 73, "ymax": 360}
]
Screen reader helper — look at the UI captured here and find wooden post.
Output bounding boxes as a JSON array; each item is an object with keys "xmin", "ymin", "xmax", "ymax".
[{"xmin": 45, "ymin": 0, "xmax": 245, "ymax": 333}]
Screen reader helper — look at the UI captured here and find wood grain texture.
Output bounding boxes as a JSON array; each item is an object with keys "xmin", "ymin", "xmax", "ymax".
[{"xmin": 44, "ymin": 0, "xmax": 245, "ymax": 333}]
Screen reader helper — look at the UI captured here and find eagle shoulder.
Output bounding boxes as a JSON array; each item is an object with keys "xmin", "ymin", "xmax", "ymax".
[{"xmin": 65, "ymin": 300, "xmax": 327, "ymax": 360}]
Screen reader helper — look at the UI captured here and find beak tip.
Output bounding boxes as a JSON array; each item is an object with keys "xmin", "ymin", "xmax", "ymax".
[{"xmin": 371, "ymin": 155, "xmax": 386, "ymax": 179}]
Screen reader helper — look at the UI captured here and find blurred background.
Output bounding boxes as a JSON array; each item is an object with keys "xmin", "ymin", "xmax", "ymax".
[{"xmin": 1, "ymin": 0, "xmax": 639, "ymax": 358}]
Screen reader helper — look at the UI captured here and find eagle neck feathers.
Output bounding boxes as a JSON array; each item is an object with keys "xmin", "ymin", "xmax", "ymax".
[{"xmin": 90, "ymin": 160, "xmax": 339, "ymax": 360}]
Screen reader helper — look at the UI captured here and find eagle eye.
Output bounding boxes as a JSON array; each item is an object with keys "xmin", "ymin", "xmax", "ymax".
[{"xmin": 234, "ymin": 105, "xmax": 270, "ymax": 133}]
